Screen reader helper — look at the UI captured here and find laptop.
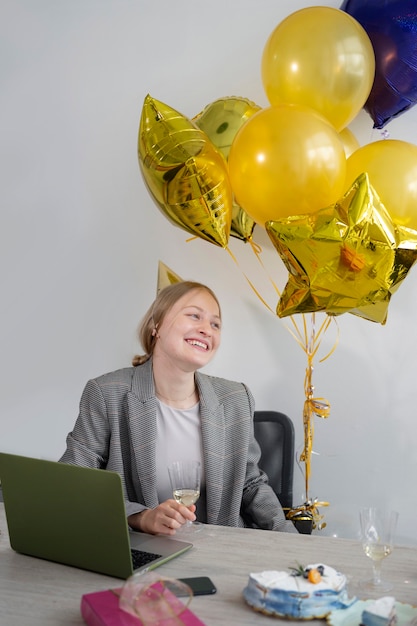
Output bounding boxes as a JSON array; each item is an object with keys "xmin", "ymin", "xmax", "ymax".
[{"xmin": 0, "ymin": 452, "xmax": 192, "ymax": 579}]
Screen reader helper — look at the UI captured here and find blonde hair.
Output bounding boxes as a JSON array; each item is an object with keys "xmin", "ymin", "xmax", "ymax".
[{"xmin": 132, "ymin": 281, "xmax": 221, "ymax": 366}]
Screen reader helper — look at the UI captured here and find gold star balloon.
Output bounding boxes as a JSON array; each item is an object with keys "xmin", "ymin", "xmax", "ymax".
[
  {"xmin": 138, "ymin": 94, "xmax": 232, "ymax": 248},
  {"xmin": 193, "ymin": 96, "xmax": 261, "ymax": 242},
  {"xmin": 266, "ymin": 173, "xmax": 417, "ymax": 324}
]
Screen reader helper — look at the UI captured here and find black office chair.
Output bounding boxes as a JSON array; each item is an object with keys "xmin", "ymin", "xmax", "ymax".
[
  {"xmin": 253, "ymin": 410, "xmax": 295, "ymax": 510},
  {"xmin": 254, "ymin": 411, "xmax": 312, "ymax": 534}
]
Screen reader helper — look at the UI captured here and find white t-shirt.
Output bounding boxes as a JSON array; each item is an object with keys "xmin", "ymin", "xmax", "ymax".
[{"xmin": 155, "ymin": 398, "xmax": 207, "ymax": 522}]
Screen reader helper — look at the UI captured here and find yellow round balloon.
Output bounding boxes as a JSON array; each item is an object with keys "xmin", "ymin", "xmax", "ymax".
[
  {"xmin": 339, "ymin": 127, "xmax": 360, "ymax": 158},
  {"xmin": 346, "ymin": 139, "xmax": 417, "ymax": 229},
  {"xmin": 262, "ymin": 7, "xmax": 375, "ymax": 131},
  {"xmin": 228, "ymin": 104, "xmax": 347, "ymax": 226}
]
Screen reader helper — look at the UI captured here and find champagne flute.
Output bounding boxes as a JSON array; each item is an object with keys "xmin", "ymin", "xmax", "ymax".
[
  {"xmin": 359, "ymin": 507, "xmax": 398, "ymax": 593},
  {"xmin": 168, "ymin": 460, "xmax": 202, "ymax": 534}
]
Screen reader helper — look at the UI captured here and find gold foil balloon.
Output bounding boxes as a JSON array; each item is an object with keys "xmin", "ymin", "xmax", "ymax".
[
  {"xmin": 266, "ymin": 173, "xmax": 417, "ymax": 324},
  {"xmin": 228, "ymin": 206, "xmax": 255, "ymax": 244},
  {"xmin": 193, "ymin": 96, "xmax": 261, "ymax": 242},
  {"xmin": 193, "ymin": 96, "xmax": 261, "ymax": 159},
  {"xmin": 346, "ymin": 139, "xmax": 417, "ymax": 230},
  {"xmin": 261, "ymin": 7, "xmax": 375, "ymax": 131},
  {"xmin": 228, "ymin": 103, "xmax": 347, "ymax": 226},
  {"xmin": 138, "ymin": 94, "xmax": 232, "ymax": 248}
]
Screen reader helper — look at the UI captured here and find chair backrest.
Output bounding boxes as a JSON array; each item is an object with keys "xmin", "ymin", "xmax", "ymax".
[{"xmin": 253, "ymin": 410, "xmax": 295, "ymax": 510}]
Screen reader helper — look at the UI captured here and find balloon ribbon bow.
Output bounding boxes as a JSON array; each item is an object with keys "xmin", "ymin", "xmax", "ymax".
[{"xmin": 285, "ymin": 498, "xmax": 330, "ymax": 530}]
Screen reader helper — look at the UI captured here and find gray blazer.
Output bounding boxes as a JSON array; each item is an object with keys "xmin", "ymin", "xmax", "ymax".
[{"xmin": 60, "ymin": 358, "xmax": 296, "ymax": 533}]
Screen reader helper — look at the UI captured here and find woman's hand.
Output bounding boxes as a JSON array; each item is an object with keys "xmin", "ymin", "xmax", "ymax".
[{"xmin": 128, "ymin": 499, "xmax": 196, "ymax": 535}]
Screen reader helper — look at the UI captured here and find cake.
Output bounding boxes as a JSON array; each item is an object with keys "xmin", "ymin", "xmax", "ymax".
[
  {"xmin": 361, "ymin": 597, "xmax": 397, "ymax": 626},
  {"xmin": 243, "ymin": 563, "xmax": 355, "ymax": 619}
]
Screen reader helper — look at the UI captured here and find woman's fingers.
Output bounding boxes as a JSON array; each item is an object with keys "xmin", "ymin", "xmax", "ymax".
[{"xmin": 137, "ymin": 500, "xmax": 196, "ymax": 535}]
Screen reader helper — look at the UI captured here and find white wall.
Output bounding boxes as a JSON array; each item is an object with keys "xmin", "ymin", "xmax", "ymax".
[{"xmin": 2, "ymin": 0, "xmax": 417, "ymax": 546}]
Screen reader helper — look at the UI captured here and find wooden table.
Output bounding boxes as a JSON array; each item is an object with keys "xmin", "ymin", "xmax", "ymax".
[{"xmin": 0, "ymin": 504, "xmax": 416, "ymax": 625}]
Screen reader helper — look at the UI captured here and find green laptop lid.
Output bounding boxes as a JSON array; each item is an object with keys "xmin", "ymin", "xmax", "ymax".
[{"xmin": 0, "ymin": 453, "xmax": 137, "ymax": 578}]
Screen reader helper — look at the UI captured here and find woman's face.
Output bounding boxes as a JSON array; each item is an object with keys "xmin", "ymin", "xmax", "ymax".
[{"xmin": 153, "ymin": 289, "xmax": 222, "ymax": 372}]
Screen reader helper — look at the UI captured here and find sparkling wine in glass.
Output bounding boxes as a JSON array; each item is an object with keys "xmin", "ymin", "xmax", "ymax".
[
  {"xmin": 168, "ymin": 460, "xmax": 202, "ymax": 533},
  {"xmin": 360, "ymin": 507, "xmax": 398, "ymax": 594}
]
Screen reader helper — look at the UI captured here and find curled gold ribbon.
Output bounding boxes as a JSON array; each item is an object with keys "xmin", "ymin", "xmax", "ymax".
[
  {"xmin": 296, "ymin": 313, "xmax": 334, "ymax": 503},
  {"xmin": 299, "ymin": 391, "xmax": 331, "ymax": 493}
]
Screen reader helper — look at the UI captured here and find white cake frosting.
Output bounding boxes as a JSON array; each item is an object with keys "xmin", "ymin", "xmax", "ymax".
[
  {"xmin": 243, "ymin": 563, "xmax": 355, "ymax": 619},
  {"xmin": 362, "ymin": 597, "xmax": 397, "ymax": 626}
]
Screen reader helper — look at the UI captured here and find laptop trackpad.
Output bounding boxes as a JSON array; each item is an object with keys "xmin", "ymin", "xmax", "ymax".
[{"xmin": 129, "ymin": 531, "xmax": 192, "ymax": 555}]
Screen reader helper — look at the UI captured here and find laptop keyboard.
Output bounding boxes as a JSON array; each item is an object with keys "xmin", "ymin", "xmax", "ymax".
[{"xmin": 131, "ymin": 548, "xmax": 162, "ymax": 570}]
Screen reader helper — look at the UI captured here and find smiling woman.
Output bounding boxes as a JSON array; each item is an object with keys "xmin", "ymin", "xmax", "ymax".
[
  {"xmin": 135, "ymin": 281, "xmax": 222, "ymax": 399},
  {"xmin": 59, "ymin": 281, "xmax": 297, "ymax": 536}
]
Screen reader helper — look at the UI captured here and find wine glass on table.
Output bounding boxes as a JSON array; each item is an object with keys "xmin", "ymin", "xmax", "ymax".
[
  {"xmin": 359, "ymin": 507, "xmax": 398, "ymax": 594},
  {"xmin": 168, "ymin": 460, "xmax": 202, "ymax": 534}
]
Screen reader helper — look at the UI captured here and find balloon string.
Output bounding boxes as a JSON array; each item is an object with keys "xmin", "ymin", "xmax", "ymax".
[
  {"xmin": 290, "ymin": 312, "xmax": 332, "ymax": 499},
  {"xmin": 300, "ymin": 350, "xmax": 330, "ymax": 499},
  {"xmin": 248, "ymin": 240, "xmax": 281, "ymax": 298},
  {"xmin": 318, "ymin": 316, "xmax": 339, "ymax": 363},
  {"xmin": 245, "ymin": 240, "xmax": 339, "ymax": 362},
  {"xmin": 225, "ymin": 246, "xmax": 275, "ymax": 313},
  {"xmin": 243, "ymin": 244, "xmax": 336, "ymax": 502},
  {"xmin": 225, "ymin": 240, "xmax": 336, "ymax": 506}
]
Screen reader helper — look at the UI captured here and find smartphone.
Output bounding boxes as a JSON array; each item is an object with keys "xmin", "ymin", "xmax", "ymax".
[{"xmin": 178, "ymin": 576, "xmax": 217, "ymax": 596}]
